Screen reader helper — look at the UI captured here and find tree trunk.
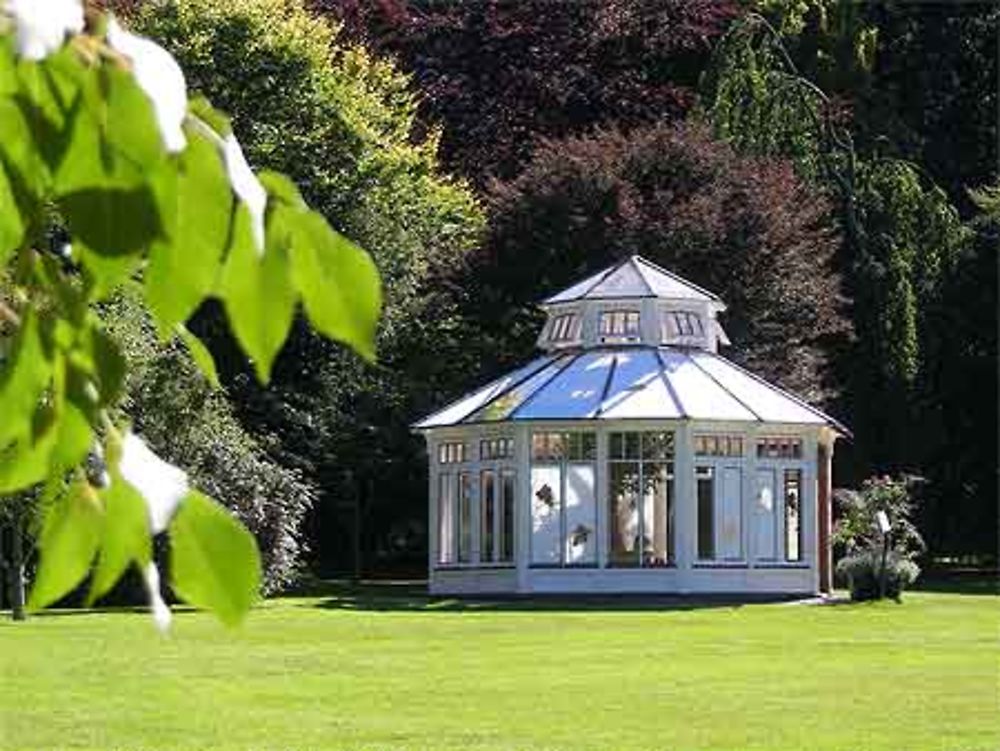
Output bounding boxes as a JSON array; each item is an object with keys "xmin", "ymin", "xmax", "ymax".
[
  {"xmin": 10, "ymin": 511, "xmax": 26, "ymax": 621},
  {"xmin": 0, "ymin": 521, "xmax": 7, "ymax": 611}
]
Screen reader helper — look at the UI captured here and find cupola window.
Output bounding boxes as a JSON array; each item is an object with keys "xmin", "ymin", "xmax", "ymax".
[
  {"xmin": 598, "ymin": 310, "xmax": 641, "ymax": 341},
  {"xmin": 661, "ymin": 310, "xmax": 704, "ymax": 344},
  {"xmin": 547, "ymin": 313, "xmax": 580, "ymax": 343}
]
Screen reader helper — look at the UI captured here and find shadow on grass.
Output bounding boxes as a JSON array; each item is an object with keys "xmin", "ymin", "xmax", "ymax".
[
  {"xmin": 301, "ymin": 581, "xmax": 809, "ymax": 613},
  {"xmin": 911, "ymin": 570, "xmax": 999, "ymax": 596}
]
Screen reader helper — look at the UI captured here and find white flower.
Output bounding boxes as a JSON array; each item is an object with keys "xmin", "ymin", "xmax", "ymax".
[
  {"xmin": 142, "ymin": 561, "xmax": 172, "ymax": 633},
  {"xmin": 119, "ymin": 431, "xmax": 189, "ymax": 535},
  {"xmin": 222, "ymin": 134, "xmax": 267, "ymax": 256},
  {"xmin": 4, "ymin": 0, "xmax": 84, "ymax": 61},
  {"xmin": 106, "ymin": 18, "xmax": 187, "ymax": 154}
]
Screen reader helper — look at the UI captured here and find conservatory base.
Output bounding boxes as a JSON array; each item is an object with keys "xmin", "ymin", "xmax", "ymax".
[{"xmin": 429, "ymin": 565, "xmax": 818, "ymax": 596}]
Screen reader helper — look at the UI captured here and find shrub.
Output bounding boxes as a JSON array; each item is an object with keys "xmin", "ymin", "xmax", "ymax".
[{"xmin": 837, "ymin": 550, "xmax": 921, "ymax": 602}]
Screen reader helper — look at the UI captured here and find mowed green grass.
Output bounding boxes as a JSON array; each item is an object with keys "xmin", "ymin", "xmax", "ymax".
[{"xmin": 1, "ymin": 586, "xmax": 996, "ymax": 751}]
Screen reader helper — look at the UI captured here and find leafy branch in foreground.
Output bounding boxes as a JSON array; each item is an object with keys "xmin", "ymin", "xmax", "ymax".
[{"xmin": 0, "ymin": 1, "xmax": 381, "ymax": 629}]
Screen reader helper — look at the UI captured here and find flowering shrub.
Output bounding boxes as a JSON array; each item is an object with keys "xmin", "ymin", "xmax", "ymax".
[
  {"xmin": 0, "ymin": 2, "xmax": 380, "ymax": 628},
  {"xmin": 834, "ymin": 475, "xmax": 925, "ymax": 600}
]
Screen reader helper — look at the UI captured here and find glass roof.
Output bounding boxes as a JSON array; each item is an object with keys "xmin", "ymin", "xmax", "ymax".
[
  {"xmin": 543, "ymin": 255, "xmax": 722, "ymax": 305},
  {"xmin": 414, "ymin": 346, "xmax": 845, "ymax": 432}
]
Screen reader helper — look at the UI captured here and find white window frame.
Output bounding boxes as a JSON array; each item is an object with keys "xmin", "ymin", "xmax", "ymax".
[{"xmin": 529, "ymin": 431, "xmax": 598, "ymax": 568}]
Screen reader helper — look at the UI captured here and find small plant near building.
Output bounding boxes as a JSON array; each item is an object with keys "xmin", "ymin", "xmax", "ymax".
[{"xmin": 834, "ymin": 476, "xmax": 925, "ymax": 601}]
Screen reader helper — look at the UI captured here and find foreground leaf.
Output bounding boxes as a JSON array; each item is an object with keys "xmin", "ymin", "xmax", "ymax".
[
  {"xmin": 89, "ymin": 474, "xmax": 152, "ymax": 604},
  {"xmin": 28, "ymin": 478, "xmax": 103, "ymax": 610},
  {"xmin": 177, "ymin": 324, "xmax": 220, "ymax": 388},
  {"xmin": 0, "ymin": 309, "xmax": 52, "ymax": 449},
  {"xmin": 218, "ymin": 207, "xmax": 296, "ymax": 382},
  {"xmin": 169, "ymin": 490, "xmax": 261, "ymax": 627},
  {"xmin": 287, "ymin": 210, "xmax": 381, "ymax": 362},
  {"xmin": 146, "ymin": 129, "xmax": 231, "ymax": 335}
]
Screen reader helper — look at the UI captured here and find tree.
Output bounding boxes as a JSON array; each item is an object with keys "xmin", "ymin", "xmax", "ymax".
[
  {"xmin": 132, "ymin": 0, "xmax": 484, "ymax": 574},
  {"xmin": 467, "ymin": 122, "xmax": 846, "ymax": 404},
  {"xmin": 317, "ymin": 0, "xmax": 739, "ymax": 184},
  {"xmin": 0, "ymin": 2, "xmax": 379, "ymax": 625},
  {"xmin": 699, "ymin": 8, "xmax": 995, "ymax": 557},
  {"xmin": 101, "ymin": 285, "xmax": 317, "ymax": 594}
]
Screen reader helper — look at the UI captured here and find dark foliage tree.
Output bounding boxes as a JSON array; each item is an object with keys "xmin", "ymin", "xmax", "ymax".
[
  {"xmin": 701, "ymin": 8, "xmax": 997, "ymax": 557},
  {"xmin": 315, "ymin": 0, "xmax": 739, "ymax": 183},
  {"xmin": 463, "ymin": 122, "xmax": 846, "ymax": 407}
]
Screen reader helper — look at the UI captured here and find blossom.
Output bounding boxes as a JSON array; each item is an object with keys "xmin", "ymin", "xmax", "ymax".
[
  {"xmin": 119, "ymin": 431, "xmax": 189, "ymax": 534},
  {"xmin": 106, "ymin": 18, "xmax": 187, "ymax": 154},
  {"xmin": 4, "ymin": 0, "xmax": 84, "ymax": 61},
  {"xmin": 142, "ymin": 561, "xmax": 172, "ymax": 634},
  {"xmin": 222, "ymin": 134, "xmax": 267, "ymax": 255}
]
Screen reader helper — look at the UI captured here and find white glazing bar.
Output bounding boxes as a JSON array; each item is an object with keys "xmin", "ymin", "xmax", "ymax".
[
  {"xmin": 514, "ymin": 423, "xmax": 531, "ymax": 591},
  {"xmin": 427, "ymin": 434, "xmax": 438, "ymax": 574},
  {"xmin": 674, "ymin": 422, "xmax": 694, "ymax": 576},
  {"xmin": 596, "ymin": 428, "xmax": 609, "ymax": 568},
  {"xmin": 745, "ymin": 424, "xmax": 759, "ymax": 567}
]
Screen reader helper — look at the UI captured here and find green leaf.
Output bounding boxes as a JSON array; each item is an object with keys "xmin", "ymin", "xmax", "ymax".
[
  {"xmin": 28, "ymin": 477, "xmax": 103, "ymax": 611},
  {"xmin": 54, "ymin": 63, "xmax": 163, "ymax": 195},
  {"xmin": 15, "ymin": 47, "xmax": 88, "ymax": 172},
  {"xmin": 169, "ymin": 490, "xmax": 261, "ymax": 627},
  {"xmin": 76, "ymin": 242, "xmax": 143, "ymax": 300},
  {"xmin": 188, "ymin": 95, "xmax": 232, "ymax": 137},
  {"xmin": 59, "ymin": 186, "xmax": 162, "ymax": 257},
  {"xmin": 88, "ymin": 322, "xmax": 127, "ymax": 406},
  {"xmin": 218, "ymin": 206, "xmax": 297, "ymax": 382},
  {"xmin": 286, "ymin": 210, "xmax": 381, "ymax": 362},
  {"xmin": 50, "ymin": 393, "xmax": 92, "ymax": 471},
  {"xmin": 259, "ymin": 170, "xmax": 305, "ymax": 209},
  {"xmin": 146, "ymin": 130, "xmax": 232, "ymax": 335},
  {"xmin": 0, "ymin": 163, "xmax": 26, "ymax": 266},
  {"xmin": 176, "ymin": 324, "xmax": 220, "ymax": 388},
  {"xmin": 88, "ymin": 473, "xmax": 151, "ymax": 605},
  {"xmin": 0, "ymin": 309, "xmax": 52, "ymax": 449}
]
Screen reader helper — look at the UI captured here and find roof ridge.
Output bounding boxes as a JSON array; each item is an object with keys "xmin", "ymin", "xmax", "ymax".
[{"xmin": 630, "ymin": 255, "xmax": 723, "ymax": 303}]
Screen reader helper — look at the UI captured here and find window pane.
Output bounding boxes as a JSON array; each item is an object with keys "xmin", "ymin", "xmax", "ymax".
[
  {"xmin": 753, "ymin": 469, "xmax": 777, "ymax": 560},
  {"xmin": 642, "ymin": 462, "xmax": 673, "ymax": 567},
  {"xmin": 609, "ymin": 462, "xmax": 640, "ymax": 566},
  {"xmin": 530, "ymin": 464, "xmax": 562, "ymax": 564},
  {"xmin": 784, "ymin": 469, "xmax": 802, "ymax": 562},
  {"xmin": 624, "ymin": 311, "xmax": 640, "ymax": 336},
  {"xmin": 719, "ymin": 466, "xmax": 743, "ymax": 559},
  {"xmin": 481, "ymin": 470, "xmax": 496, "ymax": 563},
  {"xmin": 697, "ymin": 467, "xmax": 715, "ymax": 560},
  {"xmin": 438, "ymin": 473, "xmax": 455, "ymax": 564},
  {"xmin": 565, "ymin": 464, "xmax": 596, "ymax": 564},
  {"xmin": 457, "ymin": 473, "xmax": 472, "ymax": 563},
  {"xmin": 610, "ymin": 432, "xmax": 624, "ymax": 460},
  {"xmin": 624, "ymin": 432, "xmax": 640, "ymax": 459},
  {"xmin": 501, "ymin": 470, "xmax": 516, "ymax": 562},
  {"xmin": 642, "ymin": 432, "xmax": 673, "ymax": 460}
]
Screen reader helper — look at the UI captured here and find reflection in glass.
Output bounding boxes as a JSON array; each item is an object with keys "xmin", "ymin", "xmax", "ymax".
[
  {"xmin": 697, "ymin": 466, "xmax": 715, "ymax": 560},
  {"xmin": 437, "ymin": 473, "xmax": 454, "ymax": 564},
  {"xmin": 784, "ymin": 469, "xmax": 802, "ymax": 562},
  {"xmin": 458, "ymin": 472, "xmax": 472, "ymax": 563},
  {"xmin": 481, "ymin": 470, "xmax": 495, "ymax": 563},
  {"xmin": 642, "ymin": 463, "xmax": 674, "ymax": 567},
  {"xmin": 609, "ymin": 462, "xmax": 640, "ymax": 566},
  {"xmin": 501, "ymin": 470, "xmax": 515, "ymax": 562}
]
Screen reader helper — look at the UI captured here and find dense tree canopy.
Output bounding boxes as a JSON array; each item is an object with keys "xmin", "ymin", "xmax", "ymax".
[
  {"xmin": 466, "ymin": 122, "xmax": 845, "ymax": 403},
  {"xmin": 317, "ymin": 0, "xmax": 738, "ymax": 183},
  {"xmin": 133, "ymin": 0, "xmax": 484, "ymax": 573}
]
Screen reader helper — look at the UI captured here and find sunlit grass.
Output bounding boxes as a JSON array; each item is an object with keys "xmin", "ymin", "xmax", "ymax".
[{"xmin": 1, "ymin": 585, "xmax": 996, "ymax": 750}]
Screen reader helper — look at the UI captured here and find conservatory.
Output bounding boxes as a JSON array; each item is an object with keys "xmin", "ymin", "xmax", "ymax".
[{"xmin": 414, "ymin": 256, "xmax": 846, "ymax": 596}]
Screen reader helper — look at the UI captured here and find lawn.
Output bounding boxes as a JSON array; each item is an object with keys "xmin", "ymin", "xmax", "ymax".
[{"xmin": 0, "ymin": 585, "xmax": 996, "ymax": 751}]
